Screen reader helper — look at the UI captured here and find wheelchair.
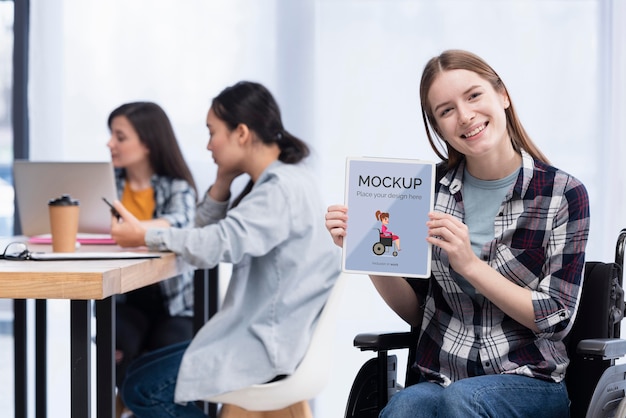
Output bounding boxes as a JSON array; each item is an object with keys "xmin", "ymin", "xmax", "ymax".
[
  {"xmin": 345, "ymin": 228, "xmax": 626, "ymax": 418},
  {"xmin": 373, "ymin": 229, "xmax": 398, "ymax": 257}
]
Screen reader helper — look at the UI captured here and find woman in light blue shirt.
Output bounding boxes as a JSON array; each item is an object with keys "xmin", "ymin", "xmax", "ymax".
[{"xmin": 110, "ymin": 81, "xmax": 341, "ymax": 417}]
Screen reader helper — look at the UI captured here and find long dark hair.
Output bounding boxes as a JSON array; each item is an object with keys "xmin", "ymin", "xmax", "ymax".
[
  {"xmin": 211, "ymin": 81, "xmax": 310, "ymax": 206},
  {"xmin": 108, "ymin": 101, "xmax": 197, "ymax": 195},
  {"xmin": 419, "ymin": 49, "xmax": 549, "ymax": 168}
]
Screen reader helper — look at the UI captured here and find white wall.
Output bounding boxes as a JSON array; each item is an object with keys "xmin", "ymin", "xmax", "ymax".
[{"xmin": 23, "ymin": 0, "xmax": 626, "ymax": 417}]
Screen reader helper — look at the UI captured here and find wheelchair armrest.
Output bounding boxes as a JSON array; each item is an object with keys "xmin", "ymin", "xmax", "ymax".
[
  {"xmin": 577, "ymin": 338, "xmax": 626, "ymax": 360},
  {"xmin": 354, "ymin": 332, "xmax": 415, "ymax": 352}
]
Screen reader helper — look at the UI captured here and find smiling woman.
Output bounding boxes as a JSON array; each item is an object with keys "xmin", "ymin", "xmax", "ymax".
[{"xmin": 325, "ymin": 49, "xmax": 591, "ymax": 418}]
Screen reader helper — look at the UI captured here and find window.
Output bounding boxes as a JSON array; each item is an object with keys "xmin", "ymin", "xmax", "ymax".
[
  {"xmin": 0, "ymin": 0, "xmax": 13, "ymax": 237},
  {"xmin": 0, "ymin": 3, "xmax": 14, "ymax": 417}
]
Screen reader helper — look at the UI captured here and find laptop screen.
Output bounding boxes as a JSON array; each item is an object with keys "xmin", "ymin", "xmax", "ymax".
[{"xmin": 13, "ymin": 161, "xmax": 118, "ymax": 236}]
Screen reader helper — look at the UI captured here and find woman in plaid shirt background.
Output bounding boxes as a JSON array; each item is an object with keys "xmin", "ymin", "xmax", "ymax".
[{"xmin": 107, "ymin": 101, "xmax": 198, "ymax": 418}]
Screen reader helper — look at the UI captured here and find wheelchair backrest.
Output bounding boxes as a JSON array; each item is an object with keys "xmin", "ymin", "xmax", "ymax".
[{"xmin": 565, "ymin": 258, "xmax": 624, "ymax": 417}]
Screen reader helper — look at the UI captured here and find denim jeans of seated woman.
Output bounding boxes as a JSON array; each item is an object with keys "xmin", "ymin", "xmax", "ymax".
[
  {"xmin": 379, "ymin": 374, "xmax": 570, "ymax": 418},
  {"xmin": 122, "ymin": 341, "xmax": 210, "ymax": 418}
]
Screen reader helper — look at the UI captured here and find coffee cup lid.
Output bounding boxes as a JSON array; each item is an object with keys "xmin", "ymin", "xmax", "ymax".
[{"xmin": 48, "ymin": 194, "xmax": 80, "ymax": 206}]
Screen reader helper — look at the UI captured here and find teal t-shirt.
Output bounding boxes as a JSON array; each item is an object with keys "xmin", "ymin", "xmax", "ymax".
[{"xmin": 455, "ymin": 167, "xmax": 519, "ymax": 298}]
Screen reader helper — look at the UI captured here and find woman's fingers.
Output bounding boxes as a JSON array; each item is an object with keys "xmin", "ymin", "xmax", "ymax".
[
  {"xmin": 112, "ymin": 200, "xmax": 138, "ymax": 223},
  {"xmin": 427, "ymin": 212, "xmax": 467, "ymax": 241},
  {"xmin": 426, "ymin": 211, "xmax": 477, "ymax": 274},
  {"xmin": 327, "ymin": 204, "xmax": 347, "ymax": 213},
  {"xmin": 325, "ymin": 205, "xmax": 348, "ymax": 247}
]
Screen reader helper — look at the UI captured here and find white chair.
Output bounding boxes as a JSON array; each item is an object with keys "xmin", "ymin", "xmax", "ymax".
[{"xmin": 207, "ymin": 273, "xmax": 347, "ymax": 418}]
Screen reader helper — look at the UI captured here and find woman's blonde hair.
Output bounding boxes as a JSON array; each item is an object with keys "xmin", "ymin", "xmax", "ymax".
[{"xmin": 419, "ymin": 49, "xmax": 549, "ymax": 168}]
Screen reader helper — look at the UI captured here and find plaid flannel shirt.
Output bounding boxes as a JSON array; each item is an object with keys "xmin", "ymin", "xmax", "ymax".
[
  {"xmin": 415, "ymin": 150, "xmax": 590, "ymax": 386},
  {"xmin": 116, "ymin": 169, "xmax": 197, "ymax": 316}
]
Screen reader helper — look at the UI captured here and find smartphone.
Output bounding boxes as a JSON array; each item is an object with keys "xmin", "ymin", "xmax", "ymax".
[{"xmin": 102, "ymin": 197, "xmax": 121, "ymax": 220}]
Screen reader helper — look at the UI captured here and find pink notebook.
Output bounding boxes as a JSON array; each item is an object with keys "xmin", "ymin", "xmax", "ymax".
[{"xmin": 28, "ymin": 233, "xmax": 117, "ymax": 245}]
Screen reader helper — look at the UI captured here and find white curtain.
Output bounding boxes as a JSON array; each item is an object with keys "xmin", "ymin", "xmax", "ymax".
[
  {"xmin": 27, "ymin": 1, "xmax": 626, "ymax": 416},
  {"xmin": 605, "ymin": 0, "xmax": 626, "ymax": 256}
]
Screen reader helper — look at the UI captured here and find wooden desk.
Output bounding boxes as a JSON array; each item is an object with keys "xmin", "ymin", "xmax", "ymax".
[
  {"xmin": 0, "ymin": 243, "xmax": 210, "ymax": 418},
  {"xmin": 0, "ymin": 245, "xmax": 185, "ymax": 299}
]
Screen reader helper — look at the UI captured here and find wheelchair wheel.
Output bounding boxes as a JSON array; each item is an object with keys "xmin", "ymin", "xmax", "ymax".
[
  {"xmin": 615, "ymin": 397, "xmax": 626, "ymax": 418},
  {"xmin": 373, "ymin": 242, "xmax": 385, "ymax": 255},
  {"xmin": 345, "ymin": 356, "xmax": 400, "ymax": 418},
  {"xmin": 393, "ymin": 251, "xmax": 398, "ymax": 257}
]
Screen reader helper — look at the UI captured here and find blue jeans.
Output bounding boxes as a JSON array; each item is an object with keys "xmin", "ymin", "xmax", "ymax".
[
  {"xmin": 379, "ymin": 374, "xmax": 570, "ymax": 418},
  {"xmin": 122, "ymin": 340, "xmax": 210, "ymax": 418}
]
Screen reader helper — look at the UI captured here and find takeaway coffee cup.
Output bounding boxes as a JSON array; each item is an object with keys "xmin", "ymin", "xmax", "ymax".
[{"xmin": 48, "ymin": 194, "xmax": 80, "ymax": 252}]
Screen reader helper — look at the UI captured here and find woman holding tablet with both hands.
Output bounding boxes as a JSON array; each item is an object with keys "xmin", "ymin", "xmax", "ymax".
[{"xmin": 326, "ymin": 50, "xmax": 589, "ymax": 417}]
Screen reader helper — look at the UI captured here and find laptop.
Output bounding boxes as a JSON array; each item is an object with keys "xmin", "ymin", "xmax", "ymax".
[{"xmin": 13, "ymin": 161, "xmax": 118, "ymax": 237}]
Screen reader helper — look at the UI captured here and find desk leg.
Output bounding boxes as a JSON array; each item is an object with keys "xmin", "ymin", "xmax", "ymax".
[
  {"xmin": 70, "ymin": 300, "xmax": 91, "ymax": 418},
  {"xmin": 193, "ymin": 268, "xmax": 219, "ymax": 417},
  {"xmin": 35, "ymin": 299, "xmax": 47, "ymax": 418},
  {"xmin": 95, "ymin": 298, "xmax": 115, "ymax": 418},
  {"xmin": 12, "ymin": 300, "xmax": 47, "ymax": 418},
  {"xmin": 13, "ymin": 299, "xmax": 27, "ymax": 418}
]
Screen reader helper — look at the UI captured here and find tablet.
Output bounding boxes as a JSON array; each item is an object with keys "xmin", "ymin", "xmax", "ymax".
[
  {"xmin": 342, "ymin": 156, "xmax": 436, "ymax": 278},
  {"xmin": 28, "ymin": 251, "xmax": 161, "ymax": 261}
]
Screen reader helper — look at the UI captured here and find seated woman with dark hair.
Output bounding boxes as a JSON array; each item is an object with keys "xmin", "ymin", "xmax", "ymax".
[{"xmin": 110, "ymin": 81, "xmax": 341, "ymax": 418}]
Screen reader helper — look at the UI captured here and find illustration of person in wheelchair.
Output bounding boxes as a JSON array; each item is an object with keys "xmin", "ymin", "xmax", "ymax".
[{"xmin": 373, "ymin": 210, "xmax": 401, "ymax": 256}]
